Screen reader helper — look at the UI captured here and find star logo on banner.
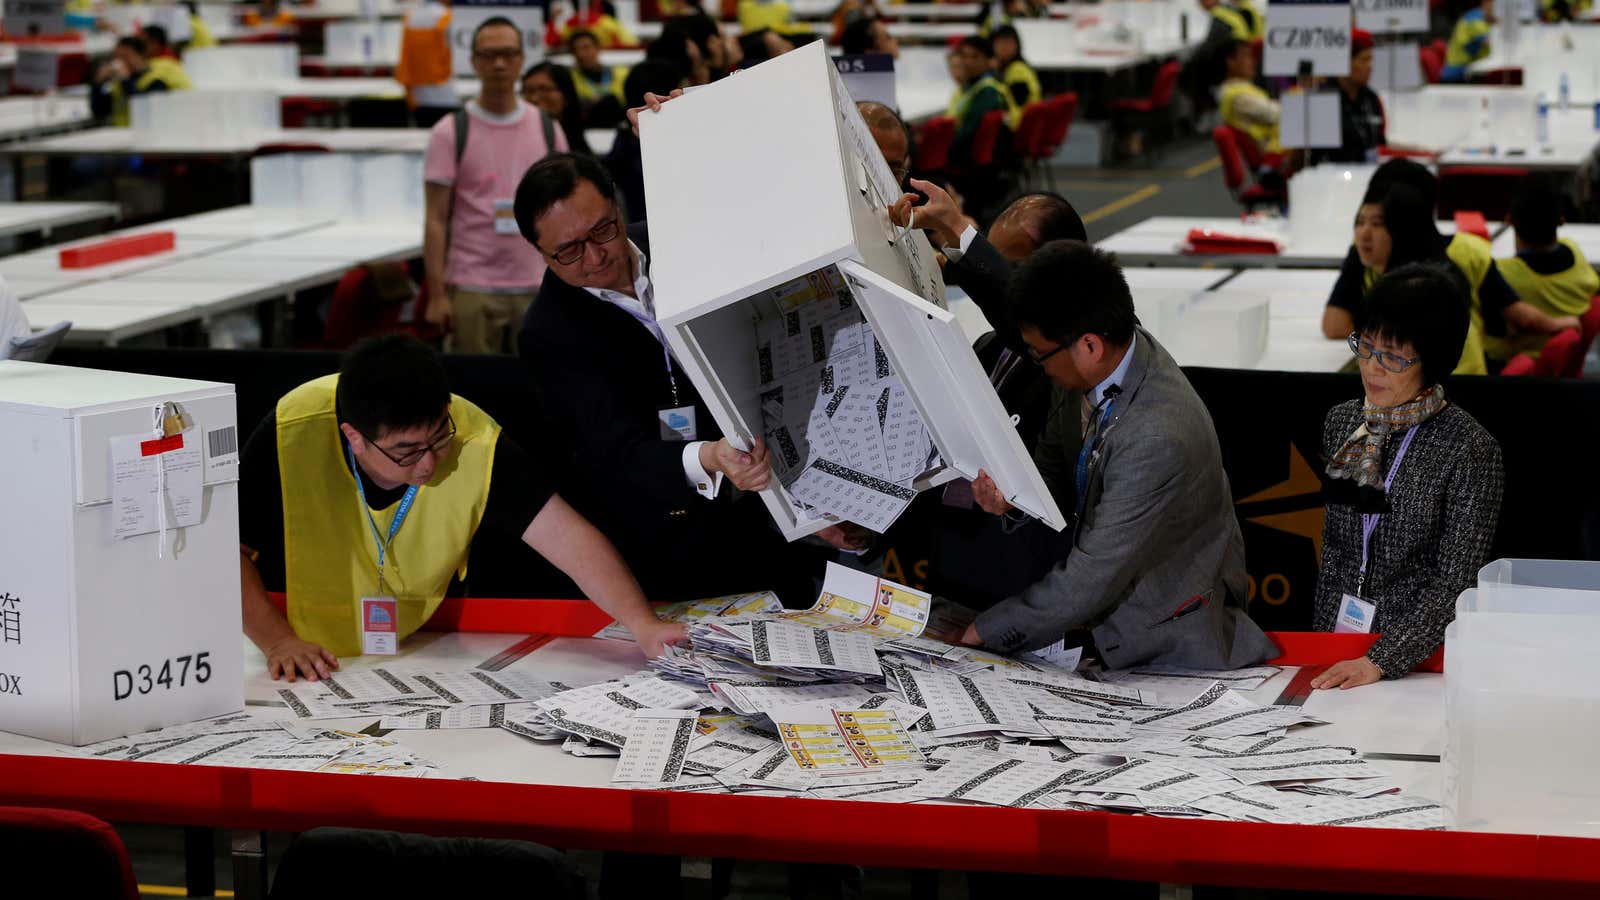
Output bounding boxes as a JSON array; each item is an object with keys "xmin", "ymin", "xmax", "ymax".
[{"xmin": 1234, "ymin": 442, "xmax": 1326, "ymax": 566}]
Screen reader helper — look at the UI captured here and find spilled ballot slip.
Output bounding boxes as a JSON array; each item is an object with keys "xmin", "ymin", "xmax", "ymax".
[
  {"xmin": 898, "ymin": 669, "xmax": 1050, "ymax": 738},
  {"xmin": 770, "ymin": 706, "xmax": 925, "ymax": 775},
  {"xmin": 594, "ymin": 591, "xmax": 783, "ymax": 642},
  {"xmin": 781, "ymin": 563, "xmax": 934, "ymax": 640},
  {"xmin": 612, "ymin": 709, "xmax": 700, "ymax": 784},
  {"xmin": 750, "ymin": 619, "xmax": 881, "ymax": 677},
  {"xmin": 378, "ymin": 703, "xmax": 529, "ymax": 730}
]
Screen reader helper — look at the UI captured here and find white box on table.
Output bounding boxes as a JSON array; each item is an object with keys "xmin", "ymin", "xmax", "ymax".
[
  {"xmin": 1136, "ymin": 288, "xmax": 1269, "ymax": 369},
  {"xmin": 183, "ymin": 44, "xmax": 299, "ymax": 82},
  {"xmin": 0, "ymin": 362, "xmax": 244, "ymax": 746},
  {"xmin": 1444, "ymin": 560, "xmax": 1600, "ymax": 837},
  {"xmin": 643, "ymin": 42, "xmax": 1064, "ymax": 541}
]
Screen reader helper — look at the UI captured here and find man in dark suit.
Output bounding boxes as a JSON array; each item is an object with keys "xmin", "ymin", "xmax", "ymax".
[
  {"xmin": 962, "ymin": 241, "xmax": 1277, "ymax": 670},
  {"xmin": 887, "ymin": 181, "xmax": 1087, "ymax": 607},
  {"xmin": 512, "ymin": 153, "xmax": 839, "ymax": 608}
]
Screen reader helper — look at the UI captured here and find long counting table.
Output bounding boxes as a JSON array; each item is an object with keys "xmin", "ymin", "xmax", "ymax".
[{"xmin": 0, "ymin": 599, "xmax": 1596, "ymax": 898}]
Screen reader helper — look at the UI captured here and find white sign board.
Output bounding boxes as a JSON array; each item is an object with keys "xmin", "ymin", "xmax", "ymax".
[
  {"xmin": 12, "ymin": 47, "xmax": 57, "ymax": 92},
  {"xmin": 1372, "ymin": 42, "xmax": 1423, "ymax": 91},
  {"xmin": 833, "ymin": 53, "xmax": 896, "ymax": 110},
  {"xmin": 1264, "ymin": 1, "xmax": 1352, "ymax": 78},
  {"xmin": 448, "ymin": 6, "xmax": 545, "ymax": 77},
  {"xmin": 1280, "ymin": 90, "xmax": 1342, "ymax": 148},
  {"xmin": 1352, "ymin": 0, "xmax": 1428, "ymax": 35},
  {"xmin": 3, "ymin": 0, "xmax": 65, "ymax": 36}
]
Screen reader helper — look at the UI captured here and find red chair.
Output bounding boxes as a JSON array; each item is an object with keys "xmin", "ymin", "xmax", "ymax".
[
  {"xmin": 1027, "ymin": 92, "xmax": 1077, "ymax": 188},
  {"xmin": 1212, "ymin": 125, "xmax": 1284, "ymax": 212},
  {"xmin": 0, "ymin": 807, "xmax": 139, "ymax": 900},
  {"xmin": 321, "ymin": 263, "xmax": 419, "ymax": 349},
  {"xmin": 1107, "ymin": 59, "xmax": 1181, "ymax": 162},
  {"xmin": 281, "ymin": 97, "xmax": 341, "ymax": 127},
  {"xmin": 966, "ymin": 108, "xmax": 1008, "ymax": 168},
  {"xmin": 1013, "ymin": 101, "xmax": 1048, "ymax": 162},
  {"xmin": 1534, "ymin": 328, "xmax": 1582, "ymax": 377},
  {"xmin": 1573, "ymin": 294, "xmax": 1600, "ymax": 377},
  {"xmin": 914, "ymin": 115, "xmax": 956, "ymax": 175},
  {"xmin": 1500, "ymin": 353, "xmax": 1537, "ymax": 375}
]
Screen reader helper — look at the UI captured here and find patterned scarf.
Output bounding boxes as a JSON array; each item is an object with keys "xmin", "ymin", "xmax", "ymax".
[{"xmin": 1326, "ymin": 384, "xmax": 1447, "ymax": 492}]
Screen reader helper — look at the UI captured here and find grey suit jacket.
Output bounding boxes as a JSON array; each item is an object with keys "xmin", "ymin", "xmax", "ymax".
[{"xmin": 974, "ymin": 328, "xmax": 1278, "ymax": 671}]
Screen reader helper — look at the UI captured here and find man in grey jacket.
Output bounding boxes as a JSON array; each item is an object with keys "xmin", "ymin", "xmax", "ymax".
[{"xmin": 961, "ymin": 240, "xmax": 1277, "ymax": 670}]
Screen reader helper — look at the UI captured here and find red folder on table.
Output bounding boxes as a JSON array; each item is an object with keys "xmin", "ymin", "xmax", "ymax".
[{"xmin": 1182, "ymin": 228, "xmax": 1282, "ymax": 256}]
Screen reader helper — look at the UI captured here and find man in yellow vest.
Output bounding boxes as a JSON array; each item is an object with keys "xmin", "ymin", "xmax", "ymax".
[
  {"xmin": 1442, "ymin": 0, "xmax": 1494, "ymax": 82},
  {"xmin": 1488, "ymin": 177, "xmax": 1592, "ymax": 366},
  {"xmin": 239, "ymin": 334, "xmax": 686, "ymax": 682},
  {"xmin": 568, "ymin": 30, "xmax": 629, "ymax": 128},
  {"xmin": 1198, "ymin": 0, "xmax": 1253, "ymax": 42},
  {"xmin": 990, "ymin": 24, "xmax": 1040, "ymax": 126},
  {"xmin": 946, "ymin": 36, "xmax": 1017, "ymax": 156},
  {"xmin": 88, "ymin": 35, "xmax": 192, "ymax": 126},
  {"xmin": 1217, "ymin": 38, "xmax": 1279, "ymax": 155}
]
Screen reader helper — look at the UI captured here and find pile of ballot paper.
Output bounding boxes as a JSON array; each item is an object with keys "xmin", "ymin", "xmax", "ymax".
[
  {"xmin": 755, "ymin": 268, "xmax": 939, "ymax": 533},
  {"xmin": 53, "ymin": 562, "xmax": 1445, "ymax": 829}
]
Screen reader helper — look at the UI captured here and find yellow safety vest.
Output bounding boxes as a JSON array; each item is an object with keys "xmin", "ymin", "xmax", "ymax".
[
  {"xmin": 573, "ymin": 64, "xmax": 629, "ymax": 107},
  {"xmin": 1233, "ymin": 0, "xmax": 1265, "ymax": 39},
  {"xmin": 738, "ymin": 0, "xmax": 812, "ymax": 36},
  {"xmin": 1362, "ymin": 233, "xmax": 1493, "ymax": 375},
  {"xmin": 1000, "ymin": 59, "xmax": 1041, "ymax": 128},
  {"xmin": 1488, "ymin": 238, "xmax": 1599, "ymax": 361},
  {"xmin": 1445, "ymin": 12, "xmax": 1491, "ymax": 68},
  {"xmin": 1210, "ymin": 5, "xmax": 1251, "ymax": 40},
  {"xmin": 947, "ymin": 73, "xmax": 1018, "ymax": 131},
  {"xmin": 107, "ymin": 58, "xmax": 192, "ymax": 126},
  {"xmin": 1218, "ymin": 79, "xmax": 1278, "ymax": 153},
  {"xmin": 188, "ymin": 15, "xmax": 217, "ymax": 49},
  {"xmin": 276, "ymin": 375, "xmax": 499, "ymax": 657}
]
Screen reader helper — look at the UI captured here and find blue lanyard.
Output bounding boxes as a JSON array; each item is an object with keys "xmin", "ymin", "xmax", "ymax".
[
  {"xmin": 1356, "ymin": 426, "xmax": 1418, "ymax": 598},
  {"xmin": 347, "ymin": 442, "xmax": 419, "ymax": 581},
  {"xmin": 1073, "ymin": 395, "xmax": 1117, "ymax": 523}
]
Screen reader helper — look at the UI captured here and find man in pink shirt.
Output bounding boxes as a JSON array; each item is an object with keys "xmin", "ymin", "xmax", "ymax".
[{"xmin": 423, "ymin": 16, "xmax": 567, "ymax": 353}]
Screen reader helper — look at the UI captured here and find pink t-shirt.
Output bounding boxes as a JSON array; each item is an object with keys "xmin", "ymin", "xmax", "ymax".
[{"xmin": 424, "ymin": 100, "xmax": 568, "ymax": 291}]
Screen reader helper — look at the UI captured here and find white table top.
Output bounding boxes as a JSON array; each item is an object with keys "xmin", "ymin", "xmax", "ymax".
[
  {"xmin": 31, "ymin": 277, "xmax": 287, "ymax": 318},
  {"xmin": 190, "ymin": 76, "xmax": 474, "ymax": 101},
  {"xmin": 1121, "ymin": 266, "xmax": 1234, "ymax": 292},
  {"xmin": 1221, "ymin": 267, "xmax": 1340, "ymax": 321},
  {"xmin": 886, "ymin": 21, "xmax": 977, "ymax": 39},
  {"xmin": 0, "ymin": 202, "xmax": 118, "ymax": 240},
  {"xmin": 1, "ymin": 126, "xmax": 429, "ymax": 157},
  {"xmin": 1492, "ymin": 223, "xmax": 1600, "ymax": 263},
  {"xmin": 1438, "ymin": 142, "xmax": 1593, "ymax": 171},
  {"xmin": 1101, "ymin": 215, "xmax": 1468, "ymax": 270},
  {"xmin": 0, "ymin": 629, "xmax": 1445, "ymax": 806},
  {"xmin": 18, "ymin": 297, "xmax": 204, "ymax": 345},
  {"xmin": 0, "ymin": 94, "xmax": 95, "ymax": 142}
]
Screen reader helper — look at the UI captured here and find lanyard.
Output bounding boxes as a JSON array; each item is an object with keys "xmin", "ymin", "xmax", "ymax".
[
  {"xmin": 347, "ymin": 442, "xmax": 419, "ymax": 591},
  {"xmin": 1356, "ymin": 426, "xmax": 1418, "ymax": 598},
  {"xmin": 1073, "ymin": 393, "xmax": 1118, "ymax": 524},
  {"xmin": 602, "ymin": 277, "xmax": 679, "ymax": 407}
]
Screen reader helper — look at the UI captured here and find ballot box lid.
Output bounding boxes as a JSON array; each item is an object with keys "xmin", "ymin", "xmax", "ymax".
[
  {"xmin": 0, "ymin": 361, "xmax": 231, "ymax": 418},
  {"xmin": 643, "ymin": 42, "xmax": 866, "ymax": 327},
  {"xmin": 838, "ymin": 260, "xmax": 1066, "ymax": 531}
]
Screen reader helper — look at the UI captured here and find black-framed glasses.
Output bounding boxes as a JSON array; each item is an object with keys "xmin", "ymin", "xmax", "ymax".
[
  {"xmin": 368, "ymin": 414, "xmax": 455, "ymax": 467},
  {"xmin": 544, "ymin": 216, "xmax": 621, "ymax": 266},
  {"xmin": 1027, "ymin": 336, "xmax": 1075, "ymax": 366},
  {"xmin": 1347, "ymin": 333, "xmax": 1420, "ymax": 374}
]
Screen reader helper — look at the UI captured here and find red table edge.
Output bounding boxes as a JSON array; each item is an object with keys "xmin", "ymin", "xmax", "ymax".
[{"xmin": 2, "ymin": 600, "xmax": 1525, "ymax": 896}]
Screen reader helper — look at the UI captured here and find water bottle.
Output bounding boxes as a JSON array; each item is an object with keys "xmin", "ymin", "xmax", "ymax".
[
  {"xmin": 362, "ymin": 35, "xmax": 373, "ymax": 61},
  {"xmin": 1537, "ymin": 95, "xmax": 1550, "ymax": 147},
  {"xmin": 1559, "ymin": 72, "xmax": 1571, "ymax": 111}
]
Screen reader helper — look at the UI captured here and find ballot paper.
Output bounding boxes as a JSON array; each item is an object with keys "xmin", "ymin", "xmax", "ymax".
[
  {"xmin": 1001, "ymin": 668, "xmax": 1146, "ymax": 706},
  {"xmin": 915, "ymin": 749, "xmax": 1088, "ymax": 808},
  {"xmin": 378, "ymin": 703, "xmax": 526, "ymax": 730},
  {"xmin": 312, "ymin": 668, "xmax": 433, "ymax": 702},
  {"xmin": 274, "ymin": 690, "xmax": 453, "ymax": 721},
  {"xmin": 710, "ymin": 681, "xmax": 878, "ymax": 716},
  {"xmin": 755, "ymin": 273, "xmax": 934, "ymax": 532},
  {"xmin": 750, "ymin": 619, "xmax": 881, "ymax": 677},
  {"xmin": 595, "ymin": 592, "xmax": 782, "ymax": 642},
  {"xmin": 538, "ymin": 677, "xmax": 704, "ymax": 747},
  {"xmin": 1131, "ymin": 682, "xmax": 1325, "ymax": 738},
  {"xmin": 612, "ymin": 709, "xmax": 700, "ymax": 784},
  {"xmin": 899, "ymin": 670, "xmax": 1049, "ymax": 738},
  {"xmin": 771, "ymin": 706, "xmax": 925, "ymax": 775},
  {"xmin": 782, "ymin": 563, "xmax": 933, "ymax": 639},
  {"xmin": 407, "ymin": 670, "xmax": 559, "ymax": 706},
  {"xmin": 1030, "ymin": 693, "xmax": 1135, "ymax": 752},
  {"xmin": 1099, "ymin": 665, "xmax": 1282, "ymax": 699},
  {"xmin": 1189, "ymin": 784, "xmax": 1319, "ymax": 822},
  {"xmin": 715, "ymin": 744, "xmax": 821, "ymax": 792},
  {"xmin": 686, "ymin": 721, "xmax": 781, "ymax": 774},
  {"xmin": 1262, "ymin": 794, "xmax": 1447, "ymax": 829}
]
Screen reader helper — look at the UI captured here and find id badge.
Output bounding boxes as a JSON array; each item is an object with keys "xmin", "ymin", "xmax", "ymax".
[
  {"xmin": 1333, "ymin": 593, "xmax": 1376, "ymax": 635},
  {"xmin": 493, "ymin": 198, "xmax": 519, "ymax": 235},
  {"xmin": 361, "ymin": 596, "xmax": 400, "ymax": 655},
  {"xmin": 658, "ymin": 404, "xmax": 698, "ymax": 442}
]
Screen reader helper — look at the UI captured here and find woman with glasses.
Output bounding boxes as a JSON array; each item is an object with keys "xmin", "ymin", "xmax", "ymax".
[{"xmin": 1310, "ymin": 265, "xmax": 1503, "ymax": 690}]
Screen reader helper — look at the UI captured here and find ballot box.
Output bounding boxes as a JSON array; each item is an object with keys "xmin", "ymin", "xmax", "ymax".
[
  {"xmin": 644, "ymin": 42, "xmax": 1065, "ymax": 541},
  {"xmin": 0, "ymin": 362, "xmax": 244, "ymax": 745},
  {"xmin": 1444, "ymin": 560, "xmax": 1600, "ymax": 837}
]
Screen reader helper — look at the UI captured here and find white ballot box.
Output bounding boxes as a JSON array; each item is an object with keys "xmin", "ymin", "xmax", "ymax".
[
  {"xmin": 643, "ymin": 42, "xmax": 1064, "ymax": 541},
  {"xmin": 1444, "ymin": 559, "xmax": 1600, "ymax": 837},
  {"xmin": 0, "ymin": 362, "xmax": 244, "ymax": 745},
  {"xmin": 1136, "ymin": 289, "xmax": 1269, "ymax": 369}
]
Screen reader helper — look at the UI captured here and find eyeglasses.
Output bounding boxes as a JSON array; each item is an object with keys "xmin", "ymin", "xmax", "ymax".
[
  {"xmin": 473, "ymin": 48, "xmax": 524, "ymax": 63},
  {"xmin": 367, "ymin": 414, "xmax": 455, "ymax": 468},
  {"xmin": 544, "ymin": 216, "xmax": 621, "ymax": 266},
  {"xmin": 1347, "ymin": 333, "xmax": 1420, "ymax": 373},
  {"xmin": 1027, "ymin": 340, "xmax": 1071, "ymax": 366}
]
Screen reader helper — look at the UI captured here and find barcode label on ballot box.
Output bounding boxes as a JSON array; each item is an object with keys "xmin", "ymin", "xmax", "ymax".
[{"xmin": 205, "ymin": 425, "xmax": 239, "ymax": 475}]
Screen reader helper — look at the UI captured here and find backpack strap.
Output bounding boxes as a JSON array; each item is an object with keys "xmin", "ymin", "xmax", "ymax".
[{"xmin": 536, "ymin": 105, "xmax": 558, "ymax": 155}]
